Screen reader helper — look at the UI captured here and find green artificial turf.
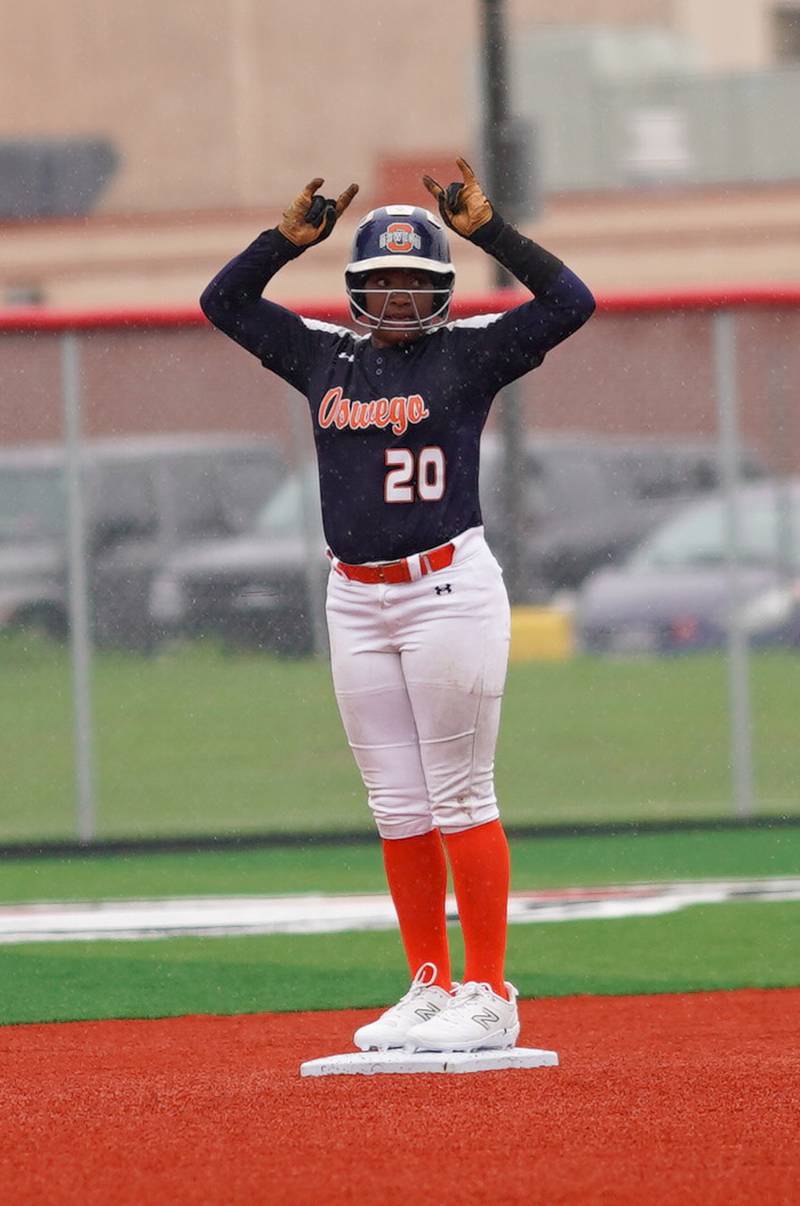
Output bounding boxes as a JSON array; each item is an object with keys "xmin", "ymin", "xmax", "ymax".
[
  {"xmin": 1, "ymin": 826, "xmax": 798, "ymax": 904},
  {"xmin": 2, "ymin": 827, "xmax": 798, "ymax": 1026},
  {"xmin": 1, "ymin": 635, "xmax": 798, "ymax": 842},
  {"xmin": 2, "ymin": 902, "xmax": 798, "ymax": 1025}
]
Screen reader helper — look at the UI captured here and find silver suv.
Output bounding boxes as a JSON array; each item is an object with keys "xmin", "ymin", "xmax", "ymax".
[{"xmin": 0, "ymin": 434, "xmax": 286, "ymax": 649}]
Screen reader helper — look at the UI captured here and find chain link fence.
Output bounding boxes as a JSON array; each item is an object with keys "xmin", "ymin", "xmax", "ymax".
[{"xmin": 1, "ymin": 289, "xmax": 799, "ymax": 844}]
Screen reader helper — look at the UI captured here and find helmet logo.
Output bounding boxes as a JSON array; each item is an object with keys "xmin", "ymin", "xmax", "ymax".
[{"xmin": 379, "ymin": 223, "xmax": 421, "ymax": 254}]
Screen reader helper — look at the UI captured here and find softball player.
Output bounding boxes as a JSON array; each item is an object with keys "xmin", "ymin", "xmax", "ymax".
[{"xmin": 200, "ymin": 160, "xmax": 595, "ymax": 1052}]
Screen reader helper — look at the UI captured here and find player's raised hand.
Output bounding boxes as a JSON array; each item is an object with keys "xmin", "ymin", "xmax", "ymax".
[
  {"xmin": 278, "ymin": 178, "xmax": 359, "ymax": 248},
  {"xmin": 422, "ymin": 158, "xmax": 494, "ymax": 240}
]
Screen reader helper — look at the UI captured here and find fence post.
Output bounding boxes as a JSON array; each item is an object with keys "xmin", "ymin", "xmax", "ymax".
[
  {"xmin": 288, "ymin": 390, "xmax": 328, "ymax": 657},
  {"xmin": 713, "ymin": 308, "xmax": 756, "ymax": 819},
  {"xmin": 61, "ymin": 331, "xmax": 96, "ymax": 842}
]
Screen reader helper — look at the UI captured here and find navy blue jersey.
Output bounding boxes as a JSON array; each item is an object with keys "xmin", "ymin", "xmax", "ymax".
[{"xmin": 200, "ymin": 224, "xmax": 595, "ymax": 563}]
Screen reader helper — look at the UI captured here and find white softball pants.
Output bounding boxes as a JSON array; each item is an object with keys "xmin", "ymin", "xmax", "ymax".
[{"xmin": 325, "ymin": 527, "xmax": 511, "ymax": 840}]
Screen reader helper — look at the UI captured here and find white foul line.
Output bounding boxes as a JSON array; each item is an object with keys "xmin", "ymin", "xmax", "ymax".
[{"xmin": 0, "ymin": 877, "xmax": 798, "ymax": 944}]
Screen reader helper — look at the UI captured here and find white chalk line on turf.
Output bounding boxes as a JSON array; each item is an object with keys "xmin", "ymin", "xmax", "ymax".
[{"xmin": 0, "ymin": 877, "xmax": 799, "ymax": 944}]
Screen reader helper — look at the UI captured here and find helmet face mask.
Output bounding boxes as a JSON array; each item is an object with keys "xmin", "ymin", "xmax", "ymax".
[
  {"xmin": 345, "ymin": 205, "xmax": 455, "ymax": 332},
  {"xmin": 347, "ymin": 277, "xmax": 454, "ymax": 332}
]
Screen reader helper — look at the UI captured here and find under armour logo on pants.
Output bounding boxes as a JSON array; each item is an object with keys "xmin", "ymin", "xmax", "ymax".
[{"xmin": 434, "ymin": 584, "xmax": 452, "ymax": 595}]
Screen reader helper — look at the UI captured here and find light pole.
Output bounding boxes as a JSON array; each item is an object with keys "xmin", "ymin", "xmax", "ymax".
[{"xmin": 480, "ymin": 0, "xmax": 533, "ymax": 601}]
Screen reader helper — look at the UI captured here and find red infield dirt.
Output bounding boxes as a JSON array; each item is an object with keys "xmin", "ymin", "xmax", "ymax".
[{"xmin": 1, "ymin": 988, "xmax": 798, "ymax": 1206}]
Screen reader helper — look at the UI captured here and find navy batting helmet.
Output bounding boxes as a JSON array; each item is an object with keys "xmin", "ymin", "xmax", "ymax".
[{"xmin": 345, "ymin": 205, "xmax": 455, "ymax": 331}]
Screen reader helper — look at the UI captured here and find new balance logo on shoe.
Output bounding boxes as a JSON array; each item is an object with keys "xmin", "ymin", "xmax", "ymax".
[
  {"xmin": 434, "ymin": 584, "xmax": 452, "ymax": 595},
  {"xmin": 414, "ymin": 1003, "xmax": 441, "ymax": 1022},
  {"xmin": 471, "ymin": 1008, "xmax": 500, "ymax": 1031}
]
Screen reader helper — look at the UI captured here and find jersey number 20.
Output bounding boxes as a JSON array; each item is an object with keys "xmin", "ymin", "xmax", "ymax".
[{"xmin": 385, "ymin": 447, "xmax": 445, "ymax": 503}]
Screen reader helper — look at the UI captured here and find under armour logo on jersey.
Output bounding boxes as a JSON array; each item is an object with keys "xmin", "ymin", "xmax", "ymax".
[
  {"xmin": 337, "ymin": 352, "xmax": 355, "ymax": 362},
  {"xmin": 434, "ymin": 583, "xmax": 452, "ymax": 595}
]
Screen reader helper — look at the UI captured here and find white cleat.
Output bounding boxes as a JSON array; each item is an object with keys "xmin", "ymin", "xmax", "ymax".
[
  {"xmin": 353, "ymin": 963, "xmax": 455, "ymax": 1052},
  {"xmin": 405, "ymin": 980, "xmax": 520, "ymax": 1053}
]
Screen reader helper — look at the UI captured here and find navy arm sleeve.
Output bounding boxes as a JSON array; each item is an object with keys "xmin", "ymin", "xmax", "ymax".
[
  {"xmin": 199, "ymin": 229, "xmax": 316, "ymax": 394},
  {"xmin": 463, "ymin": 214, "xmax": 596, "ymax": 392}
]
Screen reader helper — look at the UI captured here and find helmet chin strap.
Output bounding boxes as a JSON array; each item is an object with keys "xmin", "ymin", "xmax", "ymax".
[{"xmin": 348, "ymin": 287, "xmax": 452, "ymax": 332}]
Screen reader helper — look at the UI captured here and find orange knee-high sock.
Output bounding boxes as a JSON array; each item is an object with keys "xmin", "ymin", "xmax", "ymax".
[
  {"xmin": 443, "ymin": 819, "xmax": 510, "ymax": 999},
  {"xmin": 382, "ymin": 830, "xmax": 452, "ymax": 990}
]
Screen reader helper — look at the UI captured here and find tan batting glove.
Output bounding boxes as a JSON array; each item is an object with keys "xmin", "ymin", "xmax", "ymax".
[
  {"xmin": 422, "ymin": 158, "xmax": 494, "ymax": 240},
  {"xmin": 278, "ymin": 177, "xmax": 359, "ymax": 248}
]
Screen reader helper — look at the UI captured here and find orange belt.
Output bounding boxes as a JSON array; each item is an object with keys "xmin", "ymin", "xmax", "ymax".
[{"xmin": 332, "ymin": 541, "xmax": 456, "ymax": 584}]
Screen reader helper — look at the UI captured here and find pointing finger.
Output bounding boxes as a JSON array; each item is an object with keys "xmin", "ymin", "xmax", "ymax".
[
  {"xmin": 456, "ymin": 157, "xmax": 476, "ymax": 182},
  {"xmin": 422, "ymin": 174, "xmax": 443, "ymax": 200},
  {"xmin": 335, "ymin": 182, "xmax": 359, "ymax": 216},
  {"xmin": 303, "ymin": 177, "xmax": 325, "ymax": 198}
]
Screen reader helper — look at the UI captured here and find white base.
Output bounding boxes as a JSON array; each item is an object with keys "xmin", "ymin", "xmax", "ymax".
[{"xmin": 300, "ymin": 1047, "xmax": 559, "ymax": 1078}]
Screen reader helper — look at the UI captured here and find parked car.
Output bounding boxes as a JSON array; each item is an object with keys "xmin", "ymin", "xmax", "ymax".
[
  {"xmin": 0, "ymin": 435, "xmax": 286, "ymax": 649},
  {"xmin": 479, "ymin": 433, "xmax": 765, "ymax": 597},
  {"xmin": 150, "ymin": 465, "xmax": 324, "ymax": 655},
  {"xmin": 575, "ymin": 478, "xmax": 800, "ymax": 654},
  {"xmin": 150, "ymin": 433, "xmax": 766, "ymax": 655}
]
